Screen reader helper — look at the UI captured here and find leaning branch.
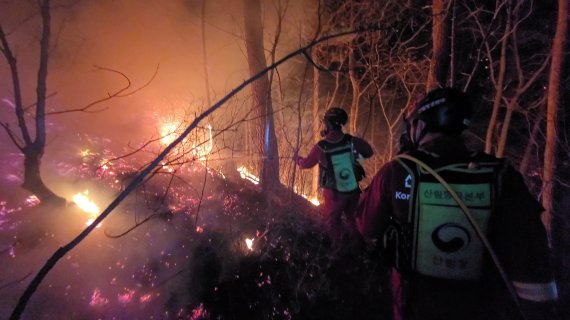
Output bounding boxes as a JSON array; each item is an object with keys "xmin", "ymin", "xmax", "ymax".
[{"xmin": 9, "ymin": 26, "xmax": 387, "ymax": 320}]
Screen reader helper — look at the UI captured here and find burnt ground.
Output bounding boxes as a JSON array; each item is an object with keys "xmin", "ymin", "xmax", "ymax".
[{"xmin": 0, "ymin": 160, "xmax": 392, "ymax": 320}]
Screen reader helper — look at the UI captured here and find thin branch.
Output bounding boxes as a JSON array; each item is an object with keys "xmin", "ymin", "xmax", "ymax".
[
  {"xmin": 46, "ymin": 64, "xmax": 159, "ymax": 115},
  {"xmin": 104, "ymin": 214, "xmax": 161, "ymax": 239},
  {"xmin": 0, "ymin": 23, "xmax": 32, "ymax": 145},
  {"xmin": 23, "ymin": 92, "xmax": 58, "ymax": 112},
  {"xmin": 0, "ymin": 272, "xmax": 32, "ymax": 292},
  {"xmin": 0, "ymin": 123, "xmax": 25, "ymax": 150}
]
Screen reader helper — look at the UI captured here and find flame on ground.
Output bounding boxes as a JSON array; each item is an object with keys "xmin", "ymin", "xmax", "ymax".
[
  {"xmin": 158, "ymin": 120, "xmax": 213, "ymax": 160},
  {"xmin": 237, "ymin": 166, "xmax": 260, "ymax": 185},
  {"xmin": 245, "ymin": 238, "xmax": 254, "ymax": 251},
  {"xmin": 294, "ymin": 186, "xmax": 320, "ymax": 206},
  {"xmin": 305, "ymin": 196, "xmax": 320, "ymax": 206},
  {"xmin": 235, "ymin": 167, "xmax": 319, "ymax": 206},
  {"xmin": 72, "ymin": 190, "xmax": 102, "ymax": 228}
]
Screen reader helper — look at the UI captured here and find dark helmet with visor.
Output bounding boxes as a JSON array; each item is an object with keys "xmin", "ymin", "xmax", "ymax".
[
  {"xmin": 323, "ymin": 107, "xmax": 348, "ymax": 128},
  {"xmin": 406, "ymin": 87, "xmax": 472, "ymax": 132},
  {"xmin": 405, "ymin": 87, "xmax": 471, "ymax": 147}
]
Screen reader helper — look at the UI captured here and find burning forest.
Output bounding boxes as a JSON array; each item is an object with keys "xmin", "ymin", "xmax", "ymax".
[{"xmin": 1, "ymin": 0, "xmax": 569, "ymax": 319}]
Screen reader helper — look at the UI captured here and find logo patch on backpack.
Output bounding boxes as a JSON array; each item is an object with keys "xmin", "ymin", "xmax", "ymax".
[
  {"xmin": 413, "ymin": 181, "xmax": 492, "ymax": 280},
  {"xmin": 329, "ymin": 152, "xmax": 358, "ymax": 192},
  {"xmin": 318, "ymin": 135, "xmax": 364, "ymax": 192}
]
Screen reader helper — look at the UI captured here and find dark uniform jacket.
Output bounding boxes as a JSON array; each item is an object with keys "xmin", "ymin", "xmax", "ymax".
[{"xmin": 356, "ymin": 136, "xmax": 558, "ymax": 320}]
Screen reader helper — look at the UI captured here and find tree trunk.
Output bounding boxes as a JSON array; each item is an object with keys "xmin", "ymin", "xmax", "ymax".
[
  {"xmin": 542, "ymin": 0, "xmax": 568, "ymax": 230},
  {"xmin": 348, "ymin": 47, "xmax": 360, "ymax": 134},
  {"xmin": 312, "ymin": 54, "xmax": 320, "ymax": 198},
  {"xmin": 242, "ymin": 0, "xmax": 280, "ymax": 193},
  {"xmin": 426, "ymin": 0, "xmax": 451, "ymax": 91},
  {"xmin": 201, "ymin": 0, "xmax": 212, "ymax": 108},
  {"xmin": 496, "ymin": 102, "xmax": 514, "ymax": 158},
  {"xmin": 1, "ymin": 0, "xmax": 65, "ymax": 204},
  {"xmin": 484, "ymin": 1, "xmax": 511, "ymax": 154},
  {"xmin": 22, "ymin": 144, "xmax": 65, "ymax": 204},
  {"xmin": 519, "ymin": 109, "xmax": 543, "ymax": 175}
]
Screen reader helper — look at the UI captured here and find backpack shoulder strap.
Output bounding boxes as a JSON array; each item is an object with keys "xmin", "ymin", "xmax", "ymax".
[
  {"xmin": 394, "ymin": 152, "xmax": 521, "ymax": 307},
  {"xmin": 317, "ymin": 139, "xmax": 328, "ymax": 150}
]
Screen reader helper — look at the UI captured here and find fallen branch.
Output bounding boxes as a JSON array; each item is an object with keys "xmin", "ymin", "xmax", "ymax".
[{"xmin": 9, "ymin": 26, "xmax": 386, "ymax": 320}]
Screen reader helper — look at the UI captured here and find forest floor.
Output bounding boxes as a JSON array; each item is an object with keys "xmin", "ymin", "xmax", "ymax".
[
  {"xmin": 0, "ymin": 158, "xmax": 392, "ymax": 320},
  {"xmin": 1, "ymin": 134, "xmax": 568, "ymax": 319}
]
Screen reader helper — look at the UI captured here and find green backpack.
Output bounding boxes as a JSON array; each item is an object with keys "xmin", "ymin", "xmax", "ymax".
[
  {"xmin": 318, "ymin": 134, "xmax": 365, "ymax": 193},
  {"xmin": 392, "ymin": 152, "xmax": 503, "ymax": 280}
]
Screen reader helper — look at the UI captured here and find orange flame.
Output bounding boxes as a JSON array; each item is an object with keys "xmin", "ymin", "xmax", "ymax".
[
  {"xmin": 245, "ymin": 238, "xmax": 254, "ymax": 251},
  {"xmin": 72, "ymin": 190, "xmax": 102, "ymax": 228},
  {"xmin": 237, "ymin": 166, "xmax": 259, "ymax": 185}
]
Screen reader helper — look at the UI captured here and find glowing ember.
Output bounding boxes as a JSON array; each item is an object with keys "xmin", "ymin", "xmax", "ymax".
[
  {"xmin": 118, "ymin": 288, "xmax": 135, "ymax": 304},
  {"xmin": 161, "ymin": 162, "xmax": 174, "ymax": 173},
  {"xmin": 237, "ymin": 166, "xmax": 260, "ymax": 185},
  {"xmin": 79, "ymin": 149, "xmax": 91, "ymax": 157},
  {"xmin": 190, "ymin": 303, "xmax": 207, "ymax": 320},
  {"xmin": 196, "ymin": 226, "xmax": 204, "ymax": 233},
  {"xmin": 245, "ymin": 238, "xmax": 254, "ymax": 251},
  {"xmin": 139, "ymin": 293, "xmax": 153, "ymax": 303},
  {"xmin": 100, "ymin": 160, "xmax": 110, "ymax": 171},
  {"xmin": 89, "ymin": 288, "xmax": 109, "ymax": 307},
  {"xmin": 72, "ymin": 191, "xmax": 102, "ymax": 228},
  {"xmin": 25, "ymin": 195, "xmax": 40, "ymax": 207}
]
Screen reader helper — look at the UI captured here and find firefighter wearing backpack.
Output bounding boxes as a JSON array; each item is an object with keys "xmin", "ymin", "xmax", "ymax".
[
  {"xmin": 356, "ymin": 88, "xmax": 558, "ymax": 320},
  {"xmin": 295, "ymin": 107, "xmax": 373, "ymax": 246}
]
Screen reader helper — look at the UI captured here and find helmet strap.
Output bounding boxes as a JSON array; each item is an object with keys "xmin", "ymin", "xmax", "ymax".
[{"xmin": 409, "ymin": 119, "xmax": 428, "ymax": 149}]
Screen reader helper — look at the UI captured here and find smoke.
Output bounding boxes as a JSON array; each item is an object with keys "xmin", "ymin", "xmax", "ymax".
[
  {"xmin": 1, "ymin": 0, "xmax": 312, "ymax": 148},
  {"xmin": 0, "ymin": 0, "xmax": 316, "ymax": 317}
]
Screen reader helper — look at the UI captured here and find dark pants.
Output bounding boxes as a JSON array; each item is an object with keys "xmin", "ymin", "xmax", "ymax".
[{"xmin": 322, "ymin": 188, "xmax": 360, "ymax": 246}]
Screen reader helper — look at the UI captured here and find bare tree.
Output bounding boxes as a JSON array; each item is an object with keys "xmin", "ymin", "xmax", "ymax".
[
  {"xmin": 467, "ymin": 0, "xmax": 550, "ymax": 157},
  {"xmin": 0, "ymin": 0, "xmax": 65, "ymax": 204},
  {"xmin": 427, "ymin": 0, "xmax": 452, "ymax": 91},
  {"xmin": 542, "ymin": 0, "xmax": 568, "ymax": 230},
  {"xmin": 307, "ymin": 0, "xmax": 431, "ymax": 174},
  {"xmin": 0, "ymin": 0, "xmax": 156, "ymax": 204},
  {"xmin": 242, "ymin": 0, "xmax": 280, "ymax": 193},
  {"xmin": 481, "ymin": 0, "xmax": 511, "ymax": 154},
  {"xmin": 201, "ymin": 0, "xmax": 212, "ymax": 108}
]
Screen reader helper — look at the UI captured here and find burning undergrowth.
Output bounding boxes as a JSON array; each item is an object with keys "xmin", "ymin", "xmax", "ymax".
[
  {"xmin": 189, "ymin": 207, "xmax": 392, "ymax": 320},
  {"xmin": 0, "ymin": 149, "xmax": 391, "ymax": 319}
]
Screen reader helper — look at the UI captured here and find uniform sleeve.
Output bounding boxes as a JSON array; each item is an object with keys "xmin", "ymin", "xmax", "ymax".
[
  {"xmin": 492, "ymin": 164, "xmax": 558, "ymax": 304},
  {"xmin": 356, "ymin": 163, "xmax": 393, "ymax": 240},
  {"xmin": 352, "ymin": 136, "xmax": 374, "ymax": 159},
  {"xmin": 297, "ymin": 144, "xmax": 321, "ymax": 169}
]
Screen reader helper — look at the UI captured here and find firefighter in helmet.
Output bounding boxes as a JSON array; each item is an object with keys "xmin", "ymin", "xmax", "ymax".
[
  {"xmin": 356, "ymin": 87, "xmax": 558, "ymax": 320},
  {"xmin": 295, "ymin": 107, "xmax": 374, "ymax": 246}
]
